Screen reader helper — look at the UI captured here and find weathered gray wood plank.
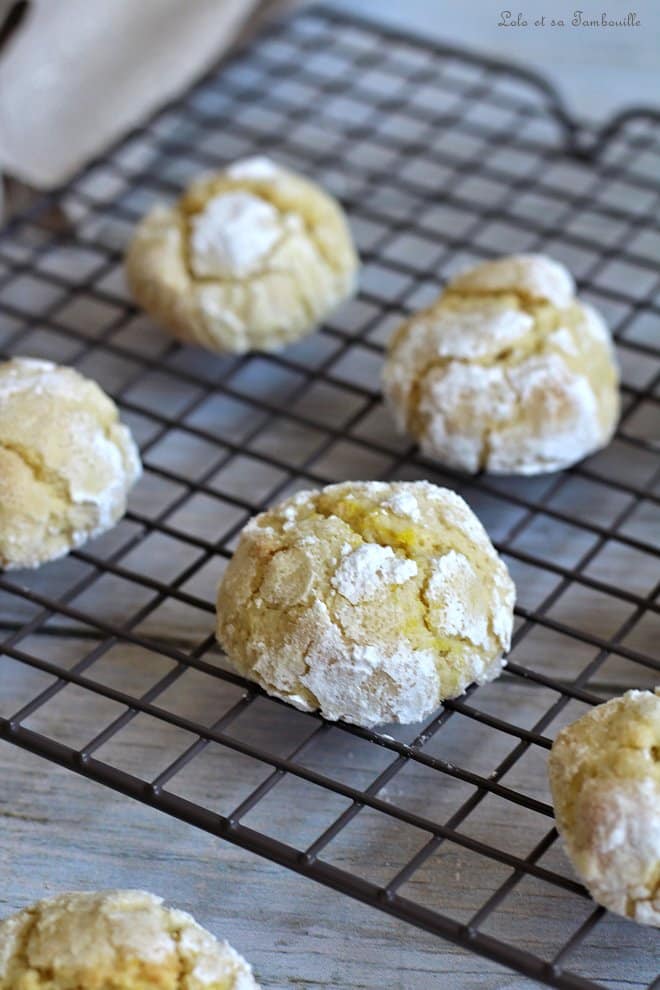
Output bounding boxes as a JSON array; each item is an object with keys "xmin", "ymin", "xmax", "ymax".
[{"xmin": 1, "ymin": 654, "xmax": 658, "ymax": 989}]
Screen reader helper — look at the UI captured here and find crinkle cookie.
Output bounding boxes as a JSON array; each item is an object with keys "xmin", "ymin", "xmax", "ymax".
[
  {"xmin": 0, "ymin": 889, "xmax": 259, "ymax": 989},
  {"xmin": 383, "ymin": 254, "xmax": 620, "ymax": 475},
  {"xmin": 549, "ymin": 689, "xmax": 660, "ymax": 926},
  {"xmin": 125, "ymin": 156, "xmax": 359, "ymax": 354},
  {"xmin": 216, "ymin": 480, "xmax": 515, "ymax": 727},
  {"xmin": 0, "ymin": 357, "xmax": 141, "ymax": 570}
]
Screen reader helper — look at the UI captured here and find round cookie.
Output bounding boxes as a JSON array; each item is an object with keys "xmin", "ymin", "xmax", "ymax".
[
  {"xmin": 216, "ymin": 480, "xmax": 515, "ymax": 727},
  {"xmin": 382, "ymin": 253, "xmax": 620, "ymax": 475},
  {"xmin": 0, "ymin": 889, "xmax": 259, "ymax": 989},
  {"xmin": 126, "ymin": 156, "xmax": 359, "ymax": 354},
  {"xmin": 0, "ymin": 357, "xmax": 141, "ymax": 570},
  {"xmin": 548, "ymin": 689, "xmax": 660, "ymax": 926}
]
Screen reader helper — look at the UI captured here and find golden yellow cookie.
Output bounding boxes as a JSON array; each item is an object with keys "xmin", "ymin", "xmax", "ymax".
[
  {"xmin": 0, "ymin": 889, "xmax": 259, "ymax": 989},
  {"xmin": 548, "ymin": 689, "xmax": 660, "ymax": 926},
  {"xmin": 383, "ymin": 254, "xmax": 620, "ymax": 474},
  {"xmin": 0, "ymin": 357, "xmax": 141, "ymax": 570},
  {"xmin": 125, "ymin": 156, "xmax": 359, "ymax": 354},
  {"xmin": 216, "ymin": 480, "xmax": 515, "ymax": 727}
]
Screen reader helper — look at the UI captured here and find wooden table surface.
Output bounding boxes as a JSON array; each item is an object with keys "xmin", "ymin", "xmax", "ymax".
[
  {"xmin": 2, "ymin": 652, "xmax": 657, "ymax": 989},
  {"xmin": 1, "ymin": 742, "xmax": 543, "ymax": 990}
]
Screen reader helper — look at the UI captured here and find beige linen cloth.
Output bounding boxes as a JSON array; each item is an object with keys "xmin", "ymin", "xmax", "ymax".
[{"xmin": 0, "ymin": 0, "xmax": 287, "ymax": 195}]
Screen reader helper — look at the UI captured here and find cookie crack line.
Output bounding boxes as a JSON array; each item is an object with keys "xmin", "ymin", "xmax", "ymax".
[
  {"xmin": 99, "ymin": 415, "xmax": 137, "ymax": 480},
  {"xmin": 311, "ymin": 501, "xmax": 451, "ymax": 563},
  {"xmin": 398, "ymin": 299, "xmax": 559, "ymax": 387},
  {"xmin": 448, "ymin": 285, "xmax": 553, "ymax": 308},
  {"xmin": 418, "ymin": 575, "xmax": 494, "ymax": 655},
  {"xmin": 170, "ymin": 920, "xmax": 189, "ymax": 990},
  {"xmin": 10, "ymin": 904, "xmax": 42, "ymax": 982},
  {"xmin": 479, "ymin": 423, "xmax": 495, "ymax": 473},
  {"xmin": 249, "ymin": 543, "xmax": 288, "ymax": 603},
  {"xmin": 0, "ymin": 437, "xmax": 71, "ymax": 505}
]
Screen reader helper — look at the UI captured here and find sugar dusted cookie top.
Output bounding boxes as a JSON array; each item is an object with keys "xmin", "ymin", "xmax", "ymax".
[
  {"xmin": 383, "ymin": 254, "xmax": 620, "ymax": 475},
  {"xmin": 0, "ymin": 357, "xmax": 141, "ymax": 570},
  {"xmin": 125, "ymin": 156, "xmax": 359, "ymax": 354},
  {"xmin": 216, "ymin": 480, "xmax": 515, "ymax": 728},
  {"xmin": 0, "ymin": 890, "xmax": 259, "ymax": 990},
  {"xmin": 549, "ymin": 689, "xmax": 660, "ymax": 926}
]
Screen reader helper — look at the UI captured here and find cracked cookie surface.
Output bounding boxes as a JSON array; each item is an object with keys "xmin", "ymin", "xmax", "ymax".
[
  {"xmin": 382, "ymin": 254, "xmax": 620, "ymax": 475},
  {"xmin": 549, "ymin": 689, "xmax": 660, "ymax": 926},
  {"xmin": 0, "ymin": 890, "xmax": 259, "ymax": 990},
  {"xmin": 0, "ymin": 357, "xmax": 141, "ymax": 570},
  {"xmin": 125, "ymin": 156, "xmax": 359, "ymax": 354},
  {"xmin": 216, "ymin": 480, "xmax": 515, "ymax": 727}
]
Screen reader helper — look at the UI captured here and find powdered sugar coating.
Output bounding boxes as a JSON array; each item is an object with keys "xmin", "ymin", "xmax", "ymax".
[
  {"xmin": 189, "ymin": 191, "xmax": 283, "ymax": 278},
  {"xmin": 226, "ymin": 155, "xmax": 280, "ymax": 180},
  {"xmin": 0, "ymin": 890, "xmax": 259, "ymax": 989},
  {"xmin": 217, "ymin": 480, "xmax": 515, "ymax": 727},
  {"xmin": 549, "ymin": 689, "xmax": 660, "ymax": 926},
  {"xmin": 298, "ymin": 606, "xmax": 441, "ymax": 726},
  {"xmin": 418, "ymin": 362, "xmax": 517, "ymax": 474},
  {"xmin": 383, "ymin": 254, "xmax": 619, "ymax": 475},
  {"xmin": 0, "ymin": 357, "xmax": 141, "ymax": 570},
  {"xmin": 488, "ymin": 353, "xmax": 603, "ymax": 473},
  {"xmin": 384, "ymin": 487, "xmax": 422, "ymax": 522},
  {"xmin": 331, "ymin": 543, "xmax": 418, "ymax": 604},
  {"xmin": 425, "ymin": 550, "xmax": 489, "ymax": 649}
]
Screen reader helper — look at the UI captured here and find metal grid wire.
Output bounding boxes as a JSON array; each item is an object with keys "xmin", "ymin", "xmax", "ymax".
[{"xmin": 1, "ymin": 7, "xmax": 659, "ymax": 988}]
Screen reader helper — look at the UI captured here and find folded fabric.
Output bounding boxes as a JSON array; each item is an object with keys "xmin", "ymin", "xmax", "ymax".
[{"xmin": 0, "ymin": 0, "xmax": 268, "ymax": 188}]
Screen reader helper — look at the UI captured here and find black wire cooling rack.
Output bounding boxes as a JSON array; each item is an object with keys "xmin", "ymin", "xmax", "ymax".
[{"xmin": 1, "ymin": 7, "xmax": 659, "ymax": 989}]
